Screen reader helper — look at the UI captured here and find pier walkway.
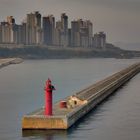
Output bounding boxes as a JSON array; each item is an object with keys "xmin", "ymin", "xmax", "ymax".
[{"xmin": 22, "ymin": 62, "xmax": 140, "ymax": 130}]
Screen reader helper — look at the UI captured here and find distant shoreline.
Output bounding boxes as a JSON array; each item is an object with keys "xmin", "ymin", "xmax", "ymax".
[{"xmin": 0, "ymin": 43, "xmax": 140, "ymax": 59}]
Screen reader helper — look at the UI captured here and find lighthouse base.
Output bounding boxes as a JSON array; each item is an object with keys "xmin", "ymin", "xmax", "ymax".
[{"xmin": 22, "ymin": 115, "xmax": 68, "ymax": 129}]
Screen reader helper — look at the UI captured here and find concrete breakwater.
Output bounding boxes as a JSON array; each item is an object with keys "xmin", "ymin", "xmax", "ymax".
[
  {"xmin": 0, "ymin": 58, "xmax": 23, "ymax": 69},
  {"xmin": 22, "ymin": 62, "xmax": 140, "ymax": 130}
]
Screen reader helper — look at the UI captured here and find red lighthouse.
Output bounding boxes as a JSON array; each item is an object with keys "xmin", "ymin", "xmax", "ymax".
[{"xmin": 44, "ymin": 79, "xmax": 55, "ymax": 116}]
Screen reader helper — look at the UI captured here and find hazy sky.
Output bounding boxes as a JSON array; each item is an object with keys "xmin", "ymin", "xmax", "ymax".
[{"xmin": 0, "ymin": 0, "xmax": 139, "ymax": 43}]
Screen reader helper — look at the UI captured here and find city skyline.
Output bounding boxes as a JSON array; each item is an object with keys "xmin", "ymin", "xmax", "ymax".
[
  {"xmin": 0, "ymin": 0, "xmax": 139, "ymax": 44},
  {"xmin": 0, "ymin": 12, "xmax": 106, "ymax": 49}
]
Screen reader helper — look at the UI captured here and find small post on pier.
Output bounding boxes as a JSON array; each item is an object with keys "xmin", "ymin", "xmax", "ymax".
[{"xmin": 44, "ymin": 78, "xmax": 55, "ymax": 116}]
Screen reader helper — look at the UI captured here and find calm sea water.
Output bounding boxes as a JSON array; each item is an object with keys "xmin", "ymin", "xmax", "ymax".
[{"xmin": 0, "ymin": 58, "xmax": 140, "ymax": 140}]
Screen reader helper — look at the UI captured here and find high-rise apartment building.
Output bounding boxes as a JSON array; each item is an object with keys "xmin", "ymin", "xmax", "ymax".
[
  {"xmin": 20, "ymin": 22, "xmax": 27, "ymax": 44},
  {"xmin": 26, "ymin": 11, "xmax": 42, "ymax": 44},
  {"xmin": 71, "ymin": 19, "xmax": 93, "ymax": 47},
  {"xmin": 71, "ymin": 20, "xmax": 79, "ymax": 47},
  {"xmin": 0, "ymin": 20, "xmax": 14, "ymax": 43},
  {"xmin": 0, "ymin": 16, "xmax": 28, "ymax": 44},
  {"xmin": 12, "ymin": 24, "xmax": 26, "ymax": 44},
  {"xmin": 93, "ymin": 32, "xmax": 106, "ymax": 49},
  {"xmin": 61, "ymin": 13, "xmax": 68, "ymax": 47},
  {"xmin": 86, "ymin": 20, "xmax": 93, "ymax": 47},
  {"xmin": 43, "ymin": 15, "xmax": 55, "ymax": 45},
  {"xmin": 68, "ymin": 28, "xmax": 71, "ymax": 46}
]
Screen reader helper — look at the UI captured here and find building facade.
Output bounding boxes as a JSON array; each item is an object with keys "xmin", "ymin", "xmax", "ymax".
[
  {"xmin": 71, "ymin": 19, "xmax": 93, "ymax": 47},
  {"xmin": 93, "ymin": 32, "xmax": 106, "ymax": 49},
  {"xmin": 61, "ymin": 13, "xmax": 68, "ymax": 47},
  {"xmin": 43, "ymin": 15, "xmax": 55, "ymax": 45},
  {"xmin": 26, "ymin": 11, "xmax": 42, "ymax": 44}
]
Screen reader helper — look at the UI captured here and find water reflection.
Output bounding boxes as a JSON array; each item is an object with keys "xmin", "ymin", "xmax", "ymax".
[{"xmin": 22, "ymin": 129, "xmax": 68, "ymax": 139}]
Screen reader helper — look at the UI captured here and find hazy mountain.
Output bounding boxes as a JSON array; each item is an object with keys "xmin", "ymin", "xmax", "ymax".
[{"xmin": 114, "ymin": 42, "xmax": 140, "ymax": 51}]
